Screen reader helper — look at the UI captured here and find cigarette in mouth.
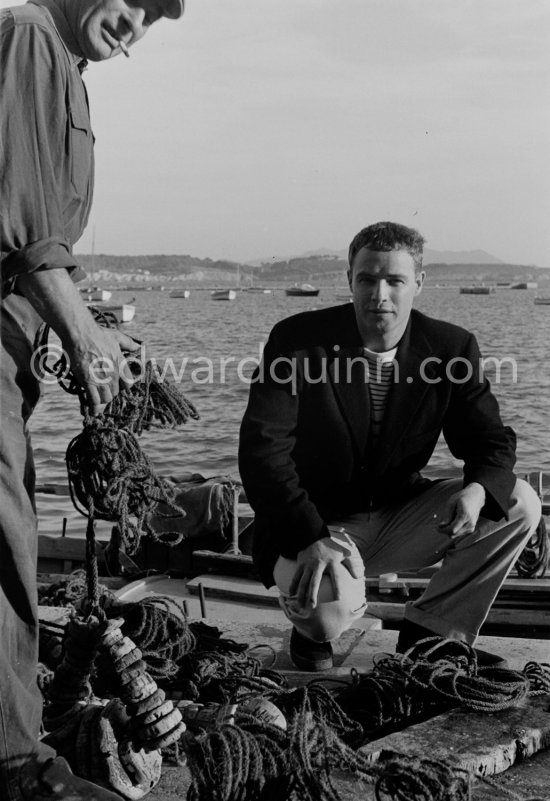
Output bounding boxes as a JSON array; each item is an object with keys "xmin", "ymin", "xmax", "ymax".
[{"xmin": 118, "ymin": 39, "xmax": 130, "ymax": 58}]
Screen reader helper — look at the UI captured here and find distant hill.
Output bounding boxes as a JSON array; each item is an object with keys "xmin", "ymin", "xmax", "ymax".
[
  {"xmin": 248, "ymin": 247, "xmax": 505, "ymax": 266},
  {"xmin": 73, "ymin": 250, "xmax": 547, "ymax": 288}
]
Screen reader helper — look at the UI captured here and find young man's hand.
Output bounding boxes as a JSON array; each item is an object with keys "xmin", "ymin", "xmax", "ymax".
[
  {"xmin": 437, "ymin": 482, "xmax": 486, "ymax": 540},
  {"xmin": 289, "ymin": 537, "xmax": 348, "ymax": 610}
]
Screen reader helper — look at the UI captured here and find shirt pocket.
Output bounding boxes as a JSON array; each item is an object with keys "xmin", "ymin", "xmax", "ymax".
[{"xmin": 68, "ymin": 105, "xmax": 93, "ymax": 197}]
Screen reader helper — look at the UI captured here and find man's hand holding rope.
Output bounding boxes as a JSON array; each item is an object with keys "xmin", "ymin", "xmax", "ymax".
[{"xmin": 17, "ymin": 267, "xmax": 140, "ymax": 414}]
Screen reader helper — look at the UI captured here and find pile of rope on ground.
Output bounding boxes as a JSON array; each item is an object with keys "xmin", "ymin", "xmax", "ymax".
[
  {"xmin": 335, "ymin": 637, "xmax": 549, "ymax": 729},
  {"xmin": 38, "ymin": 596, "xmax": 550, "ymax": 801},
  {"xmin": 38, "ymin": 569, "xmax": 99, "ymax": 608}
]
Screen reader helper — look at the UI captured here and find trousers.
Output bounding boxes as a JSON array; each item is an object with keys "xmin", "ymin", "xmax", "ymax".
[
  {"xmin": 274, "ymin": 477, "xmax": 541, "ymax": 644},
  {"xmin": 0, "ymin": 293, "xmax": 55, "ymax": 801}
]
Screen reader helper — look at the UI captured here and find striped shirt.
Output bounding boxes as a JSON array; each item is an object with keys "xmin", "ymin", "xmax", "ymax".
[{"xmin": 363, "ymin": 346, "xmax": 397, "ymax": 443}]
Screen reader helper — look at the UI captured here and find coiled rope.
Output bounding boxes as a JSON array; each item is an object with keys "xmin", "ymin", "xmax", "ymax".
[
  {"xmin": 184, "ymin": 687, "xmax": 471, "ymax": 801},
  {"xmin": 53, "ymin": 338, "xmax": 199, "ymax": 612}
]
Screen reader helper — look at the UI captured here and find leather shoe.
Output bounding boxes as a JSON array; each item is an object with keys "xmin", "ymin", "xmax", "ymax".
[
  {"xmin": 290, "ymin": 627, "xmax": 333, "ymax": 671},
  {"xmin": 397, "ymin": 620, "xmax": 508, "ymax": 669},
  {"xmin": 20, "ymin": 756, "xmax": 122, "ymax": 800}
]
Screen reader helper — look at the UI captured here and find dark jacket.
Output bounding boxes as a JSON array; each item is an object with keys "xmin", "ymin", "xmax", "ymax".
[{"xmin": 238, "ymin": 304, "xmax": 516, "ymax": 587}]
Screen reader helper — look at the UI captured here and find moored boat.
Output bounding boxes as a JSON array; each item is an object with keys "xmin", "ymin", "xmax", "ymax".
[
  {"xmin": 211, "ymin": 289, "xmax": 237, "ymax": 301},
  {"xmin": 534, "ymin": 297, "xmax": 550, "ymax": 305},
  {"xmin": 285, "ymin": 283, "xmax": 319, "ymax": 297},
  {"xmin": 459, "ymin": 286, "xmax": 495, "ymax": 295},
  {"xmin": 80, "ymin": 287, "xmax": 112, "ymax": 302},
  {"xmin": 169, "ymin": 289, "xmax": 191, "ymax": 299},
  {"xmin": 510, "ymin": 281, "xmax": 538, "ymax": 290},
  {"xmin": 87, "ymin": 302, "xmax": 136, "ymax": 323}
]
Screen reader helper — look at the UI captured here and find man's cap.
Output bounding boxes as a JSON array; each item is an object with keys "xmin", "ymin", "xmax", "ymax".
[{"xmin": 162, "ymin": 0, "xmax": 184, "ymax": 20}]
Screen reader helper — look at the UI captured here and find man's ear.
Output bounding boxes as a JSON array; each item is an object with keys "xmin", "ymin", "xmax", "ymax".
[
  {"xmin": 415, "ymin": 270, "xmax": 426, "ymax": 296},
  {"xmin": 347, "ymin": 269, "xmax": 352, "ymax": 290}
]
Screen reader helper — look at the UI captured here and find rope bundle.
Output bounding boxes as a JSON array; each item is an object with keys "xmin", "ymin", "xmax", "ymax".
[
  {"xmin": 115, "ymin": 596, "xmax": 196, "ymax": 679},
  {"xmin": 265, "ymin": 683, "xmax": 364, "ymax": 749},
  {"xmin": 341, "ymin": 639, "xmax": 530, "ymax": 717},
  {"xmin": 335, "ymin": 644, "xmax": 452, "ymax": 738},
  {"xmin": 103, "ymin": 360, "xmax": 199, "ymax": 435},
  {"xmin": 66, "ymin": 413, "xmax": 186, "ymax": 556},
  {"xmin": 186, "ymin": 718, "xmax": 291, "ymax": 801},
  {"xmin": 62, "ymin": 353, "xmax": 200, "ymax": 605},
  {"xmin": 184, "ymin": 688, "xmax": 471, "ymax": 801}
]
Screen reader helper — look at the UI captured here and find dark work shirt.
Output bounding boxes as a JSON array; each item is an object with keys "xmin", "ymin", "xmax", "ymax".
[{"xmin": 0, "ymin": 0, "xmax": 94, "ymax": 295}]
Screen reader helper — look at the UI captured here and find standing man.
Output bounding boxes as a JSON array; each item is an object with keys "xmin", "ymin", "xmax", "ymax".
[
  {"xmin": 1, "ymin": 1, "xmax": 184, "ymax": 798},
  {"xmin": 239, "ymin": 221, "xmax": 540, "ymax": 673}
]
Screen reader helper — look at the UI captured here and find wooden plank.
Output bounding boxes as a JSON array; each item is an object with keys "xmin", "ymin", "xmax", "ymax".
[
  {"xmin": 37, "ymin": 534, "xmax": 109, "ymax": 562},
  {"xmin": 186, "ymin": 577, "xmax": 550, "ymax": 639},
  {"xmin": 366, "ymin": 574, "xmax": 550, "ymax": 594},
  {"xmin": 366, "ymin": 602, "xmax": 550, "ymax": 630},
  {"xmin": 358, "ymin": 696, "xmax": 550, "ymax": 777},
  {"xmin": 186, "ymin": 574, "xmax": 280, "ymax": 605},
  {"xmin": 37, "ymin": 573, "xmax": 128, "ymax": 591},
  {"xmin": 192, "ymin": 550, "xmax": 254, "ymax": 577}
]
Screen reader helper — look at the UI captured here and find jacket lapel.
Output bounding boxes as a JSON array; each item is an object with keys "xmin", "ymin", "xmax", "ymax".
[
  {"xmin": 374, "ymin": 315, "xmax": 434, "ymax": 475},
  {"xmin": 329, "ymin": 344, "xmax": 371, "ymax": 456},
  {"xmin": 326, "ymin": 306, "xmax": 370, "ymax": 457}
]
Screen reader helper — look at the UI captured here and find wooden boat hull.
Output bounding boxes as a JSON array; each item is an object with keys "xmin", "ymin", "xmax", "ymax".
[
  {"xmin": 80, "ymin": 288, "xmax": 112, "ymax": 301},
  {"xmin": 211, "ymin": 289, "xmax": 237, "ymax": 301},
  {"xmin": 87, "ymin": 303, "xmax": 136, "ymax": 323},
  {"xmin": 285, "ymin": 287, "xmax": 319, "ymax": 297},
  {"xmin": 459, "ymin": 287, "xmax": 495, "ymax": 295}
]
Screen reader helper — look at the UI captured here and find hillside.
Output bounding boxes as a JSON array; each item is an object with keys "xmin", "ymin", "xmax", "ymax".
[
  {"xmin": 248, "ymin": 247, "xmax": 505, "ymax": 267},
  {"xmin": 74, "ymin": 252, "xmax": 547, "ymax": 288}
]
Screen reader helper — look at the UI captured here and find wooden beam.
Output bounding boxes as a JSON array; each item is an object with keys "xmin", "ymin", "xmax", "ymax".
[
  {"xmin": 358, "ymin": 697, "xmax": 550, "ymax": 777},
  {"xmin": 37, "ymin": 534, "xmax": 109, "ymax": 562}
]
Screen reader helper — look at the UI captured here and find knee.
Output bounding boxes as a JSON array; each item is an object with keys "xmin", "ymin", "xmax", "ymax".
[
  {"xmin": 274, "ymin": 557, "xmax": 367, "ymax": 643},
  {"xmin": 510, "ymin": 479, "xmax": 542, "ymax": 532}
]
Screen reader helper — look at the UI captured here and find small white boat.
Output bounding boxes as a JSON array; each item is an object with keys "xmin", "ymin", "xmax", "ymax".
[
  {"xmin": 242, "ymin": 287, "xmax": 272, "ymax": 294},
  {"xmin": 336, "ymin": 294, "xmax": 353, "ymax": 302},
  {"xmin": 169, "ymin": 289, "xmax": 191, "ymax": 299},
  {"xmin": 87, "ymin": 303, "xmax": 136, "ymax": 324},
  {"xmin": 211, "ymin": 289, "xmax": 237, "ymax": 301},
  {"xmin": 534, "ymin": 297, "xmax": 550, "ymax": 306},
  {"xmin": 285, "ymin": 283, "xmax": 320, "ymax": 297},
  {"xmin": 80, "ymin": 287, "xmax": 112, "ymax": 302}
]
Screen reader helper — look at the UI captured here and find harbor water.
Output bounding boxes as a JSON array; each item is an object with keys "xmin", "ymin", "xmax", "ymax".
[{"xmin": 31, "ymin": 285, "xmax": 550, "ymax": 537}]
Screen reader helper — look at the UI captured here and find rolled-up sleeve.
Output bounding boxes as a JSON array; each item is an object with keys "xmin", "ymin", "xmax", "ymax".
[{"xmin": 0, "ymin": 8, "xmax": 92, "ymax": 291}]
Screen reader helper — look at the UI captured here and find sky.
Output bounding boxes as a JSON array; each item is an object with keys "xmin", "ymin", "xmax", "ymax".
[{"xmin": 3, "ymin": 0, "xmax": 550, "ymax": 264}]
